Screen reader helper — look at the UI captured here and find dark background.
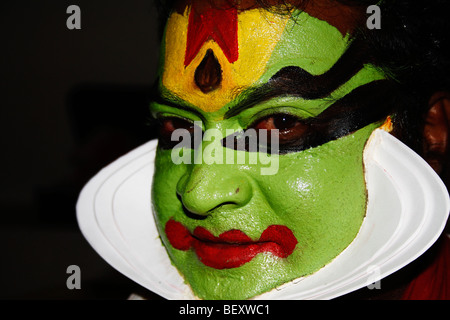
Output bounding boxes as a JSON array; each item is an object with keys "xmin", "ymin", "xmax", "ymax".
[{"xmin": 1, "ymin": 0, "xmax": 162, "ymax": 299}]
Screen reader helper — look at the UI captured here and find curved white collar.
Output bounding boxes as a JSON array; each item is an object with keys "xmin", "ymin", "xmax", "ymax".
[{"xmin": 76, "ymin": 129, "xmax": 449, "ymax": 300}]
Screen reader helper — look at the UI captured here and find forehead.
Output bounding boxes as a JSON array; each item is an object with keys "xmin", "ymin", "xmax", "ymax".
[{"xmin": 160, "ymin": 1, "xmax": 356, "ymax": 113}]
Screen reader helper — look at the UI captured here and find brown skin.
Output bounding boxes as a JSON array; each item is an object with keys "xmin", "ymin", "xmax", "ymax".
[
  {"xmin": 425, "ymin": 93, "xmax": 450, "ymax": 239},
  {"xmin": 424, "ymin": 92, "xmax": 450, "ymax": 175}
]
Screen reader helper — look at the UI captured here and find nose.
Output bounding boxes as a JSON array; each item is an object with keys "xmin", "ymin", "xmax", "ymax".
[{"xmin": 176, "ymin": 165, "xmax": 253, "ymax": 217}]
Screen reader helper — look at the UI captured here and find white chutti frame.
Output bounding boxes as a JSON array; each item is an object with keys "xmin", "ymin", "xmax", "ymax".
[{"xmin": 76, "ymin": 129, "xmax": 450, "ymax": 300}]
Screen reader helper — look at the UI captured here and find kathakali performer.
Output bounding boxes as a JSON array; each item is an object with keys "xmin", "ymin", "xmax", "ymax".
[{"xmin": 149, "ymin": 0, "xmax": 450, "ymax": 299}]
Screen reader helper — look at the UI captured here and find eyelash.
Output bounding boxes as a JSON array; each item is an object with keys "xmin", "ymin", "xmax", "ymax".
[
  {"xmin": 156, "ymin": 113, "xmax": 310, "ymax": 153},
  {"xmin": 157, "ymin": 116, "xmax": 202, "ymax": 149},
  {"xmin": 246, "ymin": 113, "xmax": 310, "ymax": 152}
]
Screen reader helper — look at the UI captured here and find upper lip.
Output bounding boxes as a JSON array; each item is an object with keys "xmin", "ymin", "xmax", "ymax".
[
  {"xmin": 192, "ymin": 224, "xmax": 298, "ymax": 258},
  {"xmin": 193, "ymin": 227, "xmax": 254, "ymax": 244}
]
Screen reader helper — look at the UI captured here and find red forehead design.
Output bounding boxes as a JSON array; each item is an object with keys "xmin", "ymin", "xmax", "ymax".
[{"xmin": 184, "ymin": 1, "xmax": 238, "ymax": 67}]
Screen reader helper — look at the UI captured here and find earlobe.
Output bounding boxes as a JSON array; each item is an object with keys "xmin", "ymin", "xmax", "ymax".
[{"xmin": 423, "ymin": 92, "xmax": 450, "ymax": 174}]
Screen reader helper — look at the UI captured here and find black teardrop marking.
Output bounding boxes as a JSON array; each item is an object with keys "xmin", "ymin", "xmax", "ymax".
[{"xmin": 194, "ymin": 49, "xmax": 223, "ymax": 94}]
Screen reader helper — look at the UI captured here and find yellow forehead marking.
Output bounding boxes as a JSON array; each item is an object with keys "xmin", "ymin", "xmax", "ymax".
[{"xmin": 162, "ymin": 7, "xmax": 290, "ymax": 113}]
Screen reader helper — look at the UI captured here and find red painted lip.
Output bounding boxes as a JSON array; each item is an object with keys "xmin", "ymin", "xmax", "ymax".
[{"xmin": 165, "ymin": 219, "xmax": 298, "ymax": 269}]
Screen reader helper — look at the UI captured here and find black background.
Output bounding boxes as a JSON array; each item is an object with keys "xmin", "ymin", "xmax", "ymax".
[{"xmin": 1, "ymin": 0, "xmax": 162, "ymax": 299}]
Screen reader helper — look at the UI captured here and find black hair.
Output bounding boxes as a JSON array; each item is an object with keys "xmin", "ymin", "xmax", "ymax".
[
  {"xmin": 153, "ymin": 0, "xmax": 450, "ymax": 153},
  {"xmin": 357, "ymin": 0, "xmax": 450, "ymax": 153}
]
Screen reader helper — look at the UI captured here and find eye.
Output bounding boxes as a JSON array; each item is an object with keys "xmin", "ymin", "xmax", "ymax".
[
  {"xmin": 158, "ymin": 117, "xmax": 200, "ymax": 149},
  {"xmin": 159, "ymin": 117, "xmax": 194, "ymax": 136},
  {"xmin": 250, "ymin": 113, "xmax": 309, "ymax": 145}
]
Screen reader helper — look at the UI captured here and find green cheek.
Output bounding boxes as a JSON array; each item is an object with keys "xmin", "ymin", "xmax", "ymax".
[
  {"xmin": 258, "ymin": 129, "xmax": 371, "ymax": 274},
  {"xmin": 151, "ymin": 124, "xmax": 377, "ymax": 299}
]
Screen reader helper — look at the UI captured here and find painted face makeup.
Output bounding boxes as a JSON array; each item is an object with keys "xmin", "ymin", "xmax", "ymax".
[{"xmin": 150, "ymin": 0, "xmax": 392, "ymax": 299}]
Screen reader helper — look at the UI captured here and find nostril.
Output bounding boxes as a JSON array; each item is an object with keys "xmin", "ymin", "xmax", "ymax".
[
  {"xmin": 176, "ymin": 170, "xmax": 253, "ymax": 217},
  {"xmin": 207, "ymin": 201, "xmax": 238, "ymax": 214},
  {"xmin": 183, "ymin": 205, "xmax": 209, "ymax": 220},
  {"xmin": 177, "ymin": 193, "xmax": 208, "ymax": 220}
]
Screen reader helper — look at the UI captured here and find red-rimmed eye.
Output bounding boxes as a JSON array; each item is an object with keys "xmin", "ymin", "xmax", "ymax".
[
  {"xmin": 160, "ymin": 117, "xmax": 194, "ymax": 136},
  {"xmin": 250, "ymin": 114, "xmax": 308, "ymax": 145},
  {"xmin": 158, "ymin": 117, "xmax": 199, "ymax": 149}
]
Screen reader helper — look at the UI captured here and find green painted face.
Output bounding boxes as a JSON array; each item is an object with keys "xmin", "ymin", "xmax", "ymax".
[{"xmin": 150, "ymin": 4, "xmax": 388, "ymax": 300}]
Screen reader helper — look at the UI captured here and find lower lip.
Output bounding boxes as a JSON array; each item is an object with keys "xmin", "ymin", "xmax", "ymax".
[{"xmin": 165, "ymin": 219, "xmax": 298, "ymax": 269}]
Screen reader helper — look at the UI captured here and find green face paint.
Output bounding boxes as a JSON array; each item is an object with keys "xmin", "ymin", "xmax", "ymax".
[
  {"xmin": 151, "ymin": 6, "xmax": 389, "ymax": 300},
  {"xmin": 152, "ymin": 123, "xmax": 378, "ymax": 299},
  {"xmin": 262, "ymin": 10, "xmax": 351, "ymax": 80}
]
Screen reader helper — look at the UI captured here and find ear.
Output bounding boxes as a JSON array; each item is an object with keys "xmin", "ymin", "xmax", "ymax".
[{"xmin": 423, "ymin": 92, "xmax": 450, "ymax": 174}]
